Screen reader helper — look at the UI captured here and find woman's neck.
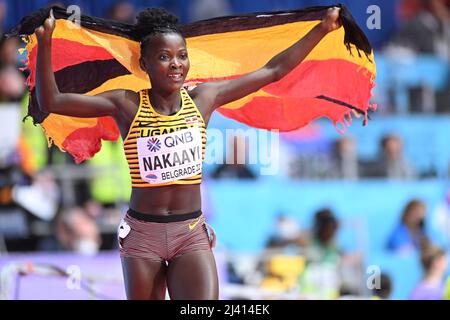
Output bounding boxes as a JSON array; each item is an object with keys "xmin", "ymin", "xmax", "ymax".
[{"xmin": 149, "ymin": 88, "xmax": 182, "ymax": 115}]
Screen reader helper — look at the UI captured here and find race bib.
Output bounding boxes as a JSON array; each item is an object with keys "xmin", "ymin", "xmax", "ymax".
[{"xmin": 136, "ymin": 128, "xmax": 203, "ymax": 184}]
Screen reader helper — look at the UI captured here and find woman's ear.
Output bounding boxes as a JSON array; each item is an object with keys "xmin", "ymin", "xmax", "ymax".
[{"xmin": 139, "ymin": 57, "xmax": 147, "ymax": 72}]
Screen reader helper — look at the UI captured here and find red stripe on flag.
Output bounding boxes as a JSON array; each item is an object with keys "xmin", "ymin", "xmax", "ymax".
[
  {"xmin": 217, "ymin": 59, "xmax": 374, "ymax": 132},
  {"xmin": 27, "ymin": 39, "xmax": 116, "ymax": 89},
  {"xmin": 61, "ymin": 117, "xmax": 119, "ymax": 164}
]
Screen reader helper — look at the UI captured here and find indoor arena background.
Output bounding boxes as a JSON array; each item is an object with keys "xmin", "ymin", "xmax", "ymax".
[{"xmin": 1, "ymin": 0, "xmax": 450, "ymax": 300}]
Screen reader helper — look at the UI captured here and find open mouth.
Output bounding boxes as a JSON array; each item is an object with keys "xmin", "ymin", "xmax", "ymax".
[{"xmin": 168, "ymin": 73, "xmax": 183, "ymax": 81}]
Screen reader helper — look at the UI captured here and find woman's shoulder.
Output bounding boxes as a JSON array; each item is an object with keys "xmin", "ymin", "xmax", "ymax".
[
  {"xmin": 124, "ymin": 89, "xmax": 140, "ymax": 104},
  {"xmin": 186, "ymin": 83, "xmax": 216, "ymax": 113},
  {"xmin": 101, "ymin": 89, "xmax": 141, "ymax": 108}
]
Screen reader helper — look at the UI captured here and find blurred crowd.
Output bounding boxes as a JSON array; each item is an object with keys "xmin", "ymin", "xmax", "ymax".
[
  {"xmin": 0, "ymin": 0, "xmax": 449, "ymax": 300},
  {"xmin": 240, "ymin": 200, "xmax": 449, "ymax": 300}
]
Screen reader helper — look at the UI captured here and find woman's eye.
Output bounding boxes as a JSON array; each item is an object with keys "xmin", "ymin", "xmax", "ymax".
[
  {"xmin": 180, "ymin": 53, "xmax": 188, "ymax": 60},
  {"xmin": 159, "ymin": 54, "xmax": 169, "ymax": 60}
]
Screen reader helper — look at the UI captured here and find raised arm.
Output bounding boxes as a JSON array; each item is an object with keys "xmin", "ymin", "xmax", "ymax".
[
  {"xmin": 35, "ymin": 11, "xmax": 127, "ymax": 117},
  {"xmin": 191, "ymin": 7, "xmax": 342, "ymax": 114}
]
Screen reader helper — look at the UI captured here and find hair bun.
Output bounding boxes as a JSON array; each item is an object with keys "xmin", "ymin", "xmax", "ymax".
[{"xmin": 134, "ymin": 8, "xmax": 179, "ymax": 40}]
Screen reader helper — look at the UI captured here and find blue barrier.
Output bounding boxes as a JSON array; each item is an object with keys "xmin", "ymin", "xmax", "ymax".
[
  {"xmin": 206, "ymin": 180, "xmax": 446, "ymax": 252},
  {"xmin": 205, "ymin": 179, "xmax": 447, "ymax": 299}
]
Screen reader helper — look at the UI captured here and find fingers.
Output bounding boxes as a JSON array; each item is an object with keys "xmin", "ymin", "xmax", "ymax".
[
  {"xmin": 329, "ymin": 6, "xmax": 341, "ymax": 17},
  {"xmin": 211, "ymin": 228, "xmax": 217, "ymax": 248},
  {"xmin": 34, "ymin": 9, "xmax": 56, "ymax": 43},
  {"xmin": 44, "ymin": 18, "xmax": 53, "ymax": 30},
  {"xmin": 205, "ymin": 223, "xmax": 217, "ymax": 249},
  {"xmin": 34, "ymin": 26, "xmax": 44, "ymax": 37},
  {"xmin": 327, "ymin": 6, "xmax": 342, "ymax": 29}
]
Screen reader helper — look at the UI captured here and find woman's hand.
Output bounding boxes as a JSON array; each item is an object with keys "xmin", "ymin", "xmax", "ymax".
[
  {"xmin": 35, "ymin": 9, "xmax": 55, "ymax": 43},
  {"xmin": 320, "ymin": 7, "xmax": 342, "ymax": 33},
  {"xmin": 204, "ymin": 223, "xmax": 216, "ymax": 249}
]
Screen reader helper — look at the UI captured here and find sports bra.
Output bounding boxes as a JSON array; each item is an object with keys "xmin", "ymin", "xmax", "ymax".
[{"xmin": 123, "ymin": 88, "xmax": 207, "ymax": 187}]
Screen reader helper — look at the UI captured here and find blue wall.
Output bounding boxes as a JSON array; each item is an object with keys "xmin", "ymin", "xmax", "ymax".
[{"xmin": 206, "ymin": 180, "xmax": 447, "ymax": 253}]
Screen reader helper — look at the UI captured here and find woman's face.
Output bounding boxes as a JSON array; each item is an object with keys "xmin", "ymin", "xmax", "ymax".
[
  {"xmin": 405, "ymin": 203, "xmax": 426, "ymax": 228},
  {"xmin": 140, "ymin": 33, "xmax": 190, "ymax": 93}
]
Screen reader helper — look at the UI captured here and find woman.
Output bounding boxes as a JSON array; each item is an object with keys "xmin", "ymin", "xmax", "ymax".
[
  {"xmin": 34, "ymin": 7, "xmax": 342, "ymax": 300},
  {"xmin": 387, "ymin": 199, "xmax": 430, "ymax": 254},
  {"xmin": 410, "ymin": 245, "xmax": 448, "ymax": 300}
]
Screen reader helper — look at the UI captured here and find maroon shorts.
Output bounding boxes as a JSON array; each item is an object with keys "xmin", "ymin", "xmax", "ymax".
[{"xmin": 118, "ymin": 209, "xmax": 213, "ymax": 262}]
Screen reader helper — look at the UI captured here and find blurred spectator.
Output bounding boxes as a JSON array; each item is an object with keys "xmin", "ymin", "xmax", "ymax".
[
  {"xmin": 107, "ymin": 1, "xmax": 136, "ymax": 23},
  {"xmin": 326, "ymin": 136, "xmax": 359, "ymax": 180},
  {"xmin": 289, "ymin": 153, "xmax": 330, "ymax": 180},
  {"xmin": 56, "ymin": 206, "xmax": 102, "ymax": 256},
  {"xmin": 0, "ymin": 0, "xmax": 6, "ymax": 36},
  {"xmin": 12, "ymin": 169, "xmax": 60, "ymax": 221},
  {"xmin": 389, "ymin": 0, "xmax": 450, "ymax": 113},
  {"xmin": 189, "ymin": 0, "xmax": 231, "ymax": 22},
  {"xmin": 387, "ymin": 199, "xmax": 431, "ymax": 254},
  {"xmin": 392, "ymin": 0, "xmax": 450, "ymax": 59},
  {"xmin": 0, "ymin": 36, "xmax": 20, "ymax": 68},
  {"xmin": 305, "ymin": 208, "xmax": 341, "ymax": 264},
  {"xmin": 265, "ymin": 214, "xmax": 305, "ymax": 250},
  {"xmin": 361, "ymin": 134, "xmax": 416, "ymax": 179},
  {"xmin": 0, "ymin": 35, "xmax": 26, "ymax": 102},
  {"xmin": 260, "ymin": 254, "xmax": 305, "ymax": 293},
  {"xmin": 410, "ymin": 245, "xmax": 449, "ymax": 299},
  {"xmin": 211, "ymin": 134, "xmax": 256, "ymax": 179},
  {"xmin": 371, "ymin": 272, "xmax": 393, "ymax": 299},
  {"xmin": 0, "ymin": 65, "xmax": 26, "ymax": 102},
  {"xmin": 300, "ymin": 208, "xmax": 342, "ymax": 299}
]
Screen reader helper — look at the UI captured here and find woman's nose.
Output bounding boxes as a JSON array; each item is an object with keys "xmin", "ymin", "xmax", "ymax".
[{"xmin": 171, "ymin": 59, "xmax": 182, "ymax": 69}]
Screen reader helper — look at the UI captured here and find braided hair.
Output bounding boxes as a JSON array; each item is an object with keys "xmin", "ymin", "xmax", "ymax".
[{"xmin": 133, "ymin": 8, "xmax": 183, "ymax": 56}]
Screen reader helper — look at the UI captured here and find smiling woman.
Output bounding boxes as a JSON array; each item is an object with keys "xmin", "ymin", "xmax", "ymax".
[{"xmin": 11, "ymin": 4, "xmax": 369, "ymax": 300}]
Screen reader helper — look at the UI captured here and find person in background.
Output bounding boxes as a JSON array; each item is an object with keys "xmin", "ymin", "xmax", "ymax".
[
  {"xmin": 0, "ymin": 66, "xmax": 26, "ymax": 102},
  {"xmin": 107, "ymin": 1, "xmax": 136, "ymax": 24},
  {"xmin": 56, "ymin": 206, "xmax": 102, "ymax": 256},
  {"xmin": 371, "ymin": 272, "xmax": 393, "ymax": 300},
  {"xmin": 379, "ymin": 134, "xmax": 416, "ymax": 179},
  {"xmin": 327, "ymin": 136, "xmax": 359, "ymax": 180},
  {"xmin": 362, "ymin": 134, "xmax": 416, "ymax": 180},
  {"xmin": 392, "ymin": 0, "xmax": 450, "ymax": 58},
  {"xmin": 265, "ymin": 214, "xmax": 305, "ymax": 250},
  {"xmin": 305, "ymin": 208, "xmax": 341, "ymax": 264},
  {"xmin": 211, "ymin": 134, "xmax": 256, "ymax": 180},
  {"xmin": 300, "ymin": 208, "xmax": 342, "ymax": 299},
  {"xmin": 0, "ymin": 36, "xmax": 26, "ymax": 103},
  {"xmin": 0, "ymin": 0, "xmax": 6, "ymax": 37},
  {"xmin": 188, "ymin": 0, "xmax": 231, "ymax": 22},
  {"xmin": 389, "ymin": 0, "xmax": 450, "ymax": 113},
  {"xmin": 387, "ymin": 199, "xmax": 430, "ymax": 254},
  {"xmin": 410, "ymin": 245, "xmax": 448, "ymax": 299},
  {"xmin": 0, "ymin": 36, "xmax": 20, "ymax": 68}
]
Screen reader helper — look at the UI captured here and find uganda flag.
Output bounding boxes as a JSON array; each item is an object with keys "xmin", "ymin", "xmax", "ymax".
[{"xmin": 10, "ymin": 4, "xmax": 376, "ymax": 164}]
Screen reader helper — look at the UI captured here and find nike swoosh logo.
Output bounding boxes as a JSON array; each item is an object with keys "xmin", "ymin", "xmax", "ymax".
[{"xmin": 188, "ymin": 218, "xmax": 201, "ymax": 231}]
